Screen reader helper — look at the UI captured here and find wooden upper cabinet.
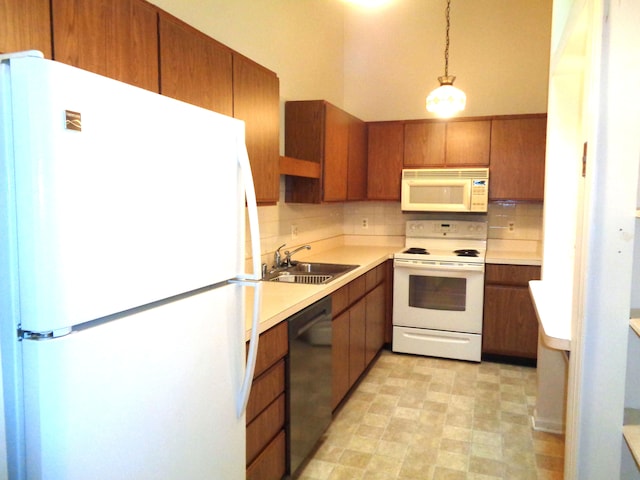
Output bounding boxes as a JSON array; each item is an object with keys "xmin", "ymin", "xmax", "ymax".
[
  {"xmin": 445, "ymin": 120, "xmax": 491, "ymax": 166},
  {"xmin": 323, "ymin": 103, "xmax": 350, "ymax": 201},
  {"xmin": 159, "ymin": 13, "xmax": 233, "ymax": 115},
  {"xmin": 367, "ymin": 121, "xmax": 404, "ymax": 201},
  {"xmin": 489, "ymin": 115, "xmax": 547, "ymax": 201},
  {"xmin": 347, "ymin": 114, "xmax": 368, "ymax": 201},
  {"xmin": 402, "ymin": 119, "xmax": 489, "ymax": 167},
  {"xmin": 404, "ymin": 122, "xmax": 446, "ymax": 167},
  {"xmin": 52, "ymin": 0, "xmax": 159, "ymax": 92},
  {"xmin": 285, "ymin": 100, "xmax": 363, "ymax": 203},
  {"xmin": 233, "ymin": 54, "xmax": 280, "ymax": 204},
  {"xmin": 1, "ymin": 0, "xmax": 52, "ymax": 58}
]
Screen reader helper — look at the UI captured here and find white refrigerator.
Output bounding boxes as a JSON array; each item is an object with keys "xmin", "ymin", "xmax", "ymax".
[{"xmin": 0, "ymin": 51, "xmax": 263, "ymax": 479}]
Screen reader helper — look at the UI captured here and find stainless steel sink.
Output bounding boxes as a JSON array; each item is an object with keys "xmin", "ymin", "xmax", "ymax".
[{"xmin": 263, "ymin": 262, "xmax": 358, "ymax": 285}]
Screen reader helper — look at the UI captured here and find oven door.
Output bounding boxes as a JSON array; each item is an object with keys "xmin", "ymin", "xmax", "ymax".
[{"xmin": 393, "ymin": 258, "xmax": 484, "ymax": 334}]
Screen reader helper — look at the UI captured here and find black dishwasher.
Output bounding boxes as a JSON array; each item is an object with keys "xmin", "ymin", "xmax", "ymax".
[{"xmin": 287, "ymin": 296, "xmax": 332, "ymax": 478}]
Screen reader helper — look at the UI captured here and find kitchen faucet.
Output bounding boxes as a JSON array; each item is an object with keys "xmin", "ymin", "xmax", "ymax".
[
  {"xmin": 274, "ymin": 243, "xmax": 286, "ymax": 269},
  {"xmin": 283, "ymin": 245, "xmax": 311, "ymax": 267}
]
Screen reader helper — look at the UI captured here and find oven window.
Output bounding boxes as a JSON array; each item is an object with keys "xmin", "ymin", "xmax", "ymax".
[{"xmin": 408, "ymin": 275, "xmax": 466, "ymax": 311}]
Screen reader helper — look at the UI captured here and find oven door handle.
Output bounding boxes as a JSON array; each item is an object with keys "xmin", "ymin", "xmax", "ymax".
[{"xmin": 394, "ymin": 259, "xmax": 485, "ymax": 273}]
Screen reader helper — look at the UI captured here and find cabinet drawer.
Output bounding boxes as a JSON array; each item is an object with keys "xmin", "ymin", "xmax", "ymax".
[
  {"xmin": 250, "ymin": 322, "xmax": 288, "ymax": 379},
  {"xmin": 246, "ymin": 429, "xmax": 286, "ymax": 480},
  {"xmin": 365, "ymin": 264, "xmax": 386, "ymax": 292},
  {"xmin": 246, "ymin": 359, "xmax": 285, "ymax": 424},
  {"xmin": 332, "ymin": 285, "xmax": 350, "ymax": 316},
  {"xmin": 246, "ymin": 393, "xmax": 285, "ymax": 465},
  {"xmin": 365, "ymin": 268, "xmax": 377, "ymax": 292},
  {"xmin": 348, "ymin": 274, "xmax": 366, "ymax": 304},
  {"xmin": 485, "ymin": 264, "xmax": 541, "ymax": 286}
]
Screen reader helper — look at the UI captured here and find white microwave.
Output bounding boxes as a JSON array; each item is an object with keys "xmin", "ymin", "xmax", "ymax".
[{"xmin": 400, "ymin": 168, "xmax": 489, "ymax": 212}]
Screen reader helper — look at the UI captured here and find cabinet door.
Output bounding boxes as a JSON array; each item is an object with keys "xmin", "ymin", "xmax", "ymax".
[
  {"xmin": 384, "ymin": 260, "xmax": 394, "ymax": 344},
  {"xmin": 233, "ymin": 54, "xmax": 280, "ymax": 204},
  {"xmin": 1, "ymin": 0, "xmax": 52, "ymax": 58},
  {"xmin": 445, "ymin": 120, "xmax": 491, "ymax": 166},
  {"xmin": 332, "ymin": 310, "xmax": 350, "ymax": 410},
  {"xmin": 52, "ymin": 0, "xmax": 159, "ymax": 92},
  {"xmin": 347, "ymin": 114, "xmax": 368, "ymax": 200},
  {"xmin": 367, "ymin": 122, "xmax": 404, "ymax": 200},
  {"xmin": 404, "ymin": 122, "xmax": 446, "ymax": 167},
  {"xmin": 365, "ymin": 283, "xmax": 385, "ymax": 366},
  {"xmin": 489, "ymin": 117, "xmax": 547, "ymax": 201},
  {"xmin": 483, "ymin": 285, "xmax": 539, "ymax": 359},
  {"xmin": 323, "ymin": 103, "xmax": 350, "ymax": 202},
  {"xmin": 348, "ymin": 299, "xmax": 366, "ymax": 385},
  {"xmin": 159, "ymin": 13, "xmax": 233, "ymax": 115}
]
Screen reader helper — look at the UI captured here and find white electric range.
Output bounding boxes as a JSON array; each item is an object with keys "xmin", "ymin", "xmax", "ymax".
[{"xmin": 392, "ymin": 219, "xmax": 488, "ymax": 362}]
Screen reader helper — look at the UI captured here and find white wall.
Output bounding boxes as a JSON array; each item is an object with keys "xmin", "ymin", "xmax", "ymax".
[
  {"xmin": 343, "ymin": 0, "xmax": 553, "ymax": 121},
  {"xmin": 149, "ymin": 0, "xmax": 552, "ymax": 121}
]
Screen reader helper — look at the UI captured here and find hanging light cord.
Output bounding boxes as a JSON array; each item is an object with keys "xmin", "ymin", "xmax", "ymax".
[{"xmin": 443, "ymin": 0, "xmax": 451, "ymax": 77}]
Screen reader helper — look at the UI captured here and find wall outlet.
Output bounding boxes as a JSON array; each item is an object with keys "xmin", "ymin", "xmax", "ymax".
[
  {"xmin": 291, "ymin": 224, "xmax": 298, "ymax": 239},
  {"xmin": 361, "ymin": 218, "xmax": 368, "ymax": 229},
  {"xmin": 508, "ymin": 221, "xmax": 515, "ymax": 232}
]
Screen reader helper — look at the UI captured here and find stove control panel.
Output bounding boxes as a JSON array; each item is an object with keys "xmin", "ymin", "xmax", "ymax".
[{"xmin": 406, "ymin": 220, "xmax": 487, "ymax": 240}]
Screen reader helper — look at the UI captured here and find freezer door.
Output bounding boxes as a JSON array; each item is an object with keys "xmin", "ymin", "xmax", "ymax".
[
  {"xmin": 5, "ymin": 56, "xmax": 248, "ymax": 332},
  {"xmin": 20, "ymin": 284, "xmax": 246, "ymax": 480}
]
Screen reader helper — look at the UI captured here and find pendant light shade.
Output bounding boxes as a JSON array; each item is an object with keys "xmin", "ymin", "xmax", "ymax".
[
  {"xmin": 426, "ymin": 76, "xmax": 466, "ymax": 117},
  {"xmin": 427, "ymin": 0, "xmax": 465, "ymax": 117}
]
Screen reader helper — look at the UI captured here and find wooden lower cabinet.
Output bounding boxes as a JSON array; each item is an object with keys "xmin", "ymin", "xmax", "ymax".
[
  {"xmin": 365, "ymin": 283, "xmax": 386, "ymax": 365},
  {"xmin": 246, "ymin": 394, "xmax": 285, "ymax": 465},
  {"xmin": 482, "ymin": 264, "xmax": 541, "ymax": 360},
  {"xmin": 332, "ymin": 309, "xmax": 351, "ymax": 409},
  {"xmin": 348, "ymin": 299, "xmax": 367, "ymax": 387},
  {"xmin": 246, "ymin": 322, "xmax": 287, "ymax": 479},
  {"xmin": 332, "ymin": 263, "xmax": 387, "ymax": 410},
  {"xmin": 246, "ymin": 430, "xmax": 286, "ymax": 480}
]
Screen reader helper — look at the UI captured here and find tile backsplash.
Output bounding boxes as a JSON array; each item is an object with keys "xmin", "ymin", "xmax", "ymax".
[
  {"xmin": 487, "ymin": 201, "xmax": 543, "ymax": 241},
  {"xmin": 247, "ymin": 178, "xmax": 543, "ymax": 266}
]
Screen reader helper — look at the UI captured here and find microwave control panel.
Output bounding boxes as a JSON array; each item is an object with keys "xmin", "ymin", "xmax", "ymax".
[{"xmin": 470, "ymin": 179, "xmax": 488, "ymax": 211}]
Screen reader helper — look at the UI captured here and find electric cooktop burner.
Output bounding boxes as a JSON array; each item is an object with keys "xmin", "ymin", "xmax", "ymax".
[
  {"xmin": 454, "ymin": 249, "xmax": 480, "ymax": 257},
  {"xmin": 404, "ymin": 247, "xmax": 429, "ymax": 255}
]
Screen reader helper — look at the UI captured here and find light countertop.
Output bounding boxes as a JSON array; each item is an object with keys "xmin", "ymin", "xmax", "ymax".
[
  {"xmin": 244, "ymin": 245, "xmax": 398, "ymax": 339},
  {"xmin": 528, "ymin": 280, "xmax": 571, "ymax": 350},
  {"xmin": 245, "ymin": 238, "xmax": 545, "ymax": 339},
  {"xmin": 486, "ymin": 239, "xmax": 542, "ymax": 266}
]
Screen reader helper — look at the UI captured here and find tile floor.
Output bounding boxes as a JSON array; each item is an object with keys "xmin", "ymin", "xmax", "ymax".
[{"xmin": 298, "ymin": 350, "xmax": 565, "ymax": 480}]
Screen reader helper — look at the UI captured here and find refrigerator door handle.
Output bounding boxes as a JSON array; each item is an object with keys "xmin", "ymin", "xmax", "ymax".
[
  {"xmin": 234, "ymin": 134, "xmax": 263, "ymax": 417},
  {"xmin": 234, "ymin": 280, "xmax": 261, "ymax": 417},
  {"xmin": 236, "ymin": 139, "xmax": 261, "ymax": 282}
]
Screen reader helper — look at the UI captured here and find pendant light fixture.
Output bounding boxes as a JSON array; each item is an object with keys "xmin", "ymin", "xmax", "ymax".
[{"xmin": 426, "ymin": 0, "xmax": 466, "ymax": 117}]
